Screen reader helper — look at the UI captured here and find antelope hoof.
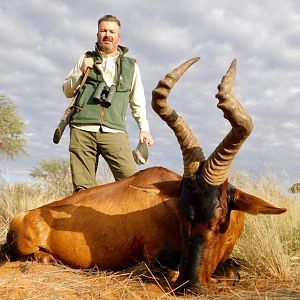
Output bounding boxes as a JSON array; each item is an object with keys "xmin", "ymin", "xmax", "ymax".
[
  {"xmin": 33, "ymin": 251, "xmax": 57, "ymax": 264},
  {"xmin": 173, "ymin": 280, "xmax": 208, "ymax": 295},
  {"xmin": 213, "ymin": 259, "xmax": 241, "ymax": 286}
]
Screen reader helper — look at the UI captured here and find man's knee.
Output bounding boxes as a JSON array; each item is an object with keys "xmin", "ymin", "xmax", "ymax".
[{"xmin": 112, "ymin": 165, "xmax": 137, "ymax": 181}]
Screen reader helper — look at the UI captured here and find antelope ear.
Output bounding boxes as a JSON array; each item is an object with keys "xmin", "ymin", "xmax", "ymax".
[{"xmin": 232, "ymin": 188, "xmax": 287, "ymax": 215}]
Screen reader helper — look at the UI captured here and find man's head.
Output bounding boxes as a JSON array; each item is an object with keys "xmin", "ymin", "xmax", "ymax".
[{"xmin": 97, "ymin": 15, "xmax": 121, "ymax": 55}]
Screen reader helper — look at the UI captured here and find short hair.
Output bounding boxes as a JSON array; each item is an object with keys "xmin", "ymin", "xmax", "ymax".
[{"xmin": 98, "ymin": 15, "xmax": 121, "ymax": 28}]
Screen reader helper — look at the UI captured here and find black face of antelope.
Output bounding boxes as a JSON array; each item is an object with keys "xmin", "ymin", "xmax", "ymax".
[{"xmin": 152, "ymin": 58, "xmax": 286, "ymax": 294}]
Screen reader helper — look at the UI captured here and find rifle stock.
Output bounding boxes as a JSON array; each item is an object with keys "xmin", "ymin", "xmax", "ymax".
[
  {"xmin": 53, "ymin": 68, "xmax": 91, "ymax": 144},
  {"xmin": 53, "ymin": 103, "xmax": 75, "ymax": 144}
]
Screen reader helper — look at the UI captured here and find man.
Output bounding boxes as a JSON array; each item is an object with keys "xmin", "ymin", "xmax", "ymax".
[{"xmin": 62, "ymin": 15, "xmax": 154, "ymax": 192}]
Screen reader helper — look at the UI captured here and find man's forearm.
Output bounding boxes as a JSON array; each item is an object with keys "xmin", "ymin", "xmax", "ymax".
[
  {"xmin": 62, "ymin": 55, "xmax": 85, "ymax": 98},
  {"xmin": 130, "ymin": 63, "xmax": 150, "ymax": 132}
]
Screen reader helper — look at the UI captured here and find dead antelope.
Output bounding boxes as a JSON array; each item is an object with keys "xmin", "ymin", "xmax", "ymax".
[{"xmin": 3, "ymin": 58, "xmax": 286, "ymax": 294}]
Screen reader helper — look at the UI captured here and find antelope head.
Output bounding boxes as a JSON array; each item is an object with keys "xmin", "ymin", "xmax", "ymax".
[{"xmin": 152, "ymin": 58, "xmax": 287, "ymax": 294}]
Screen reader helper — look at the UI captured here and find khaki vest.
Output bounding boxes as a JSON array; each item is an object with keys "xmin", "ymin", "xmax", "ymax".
[{"xmin": 70, "ymin": 48, "xmax": 135, "ymax": 132}]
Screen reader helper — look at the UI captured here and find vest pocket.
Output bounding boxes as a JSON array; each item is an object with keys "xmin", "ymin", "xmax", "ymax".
[{"xmin": 75, "ymin": 84, "xmax": 95, "ymax": 110}]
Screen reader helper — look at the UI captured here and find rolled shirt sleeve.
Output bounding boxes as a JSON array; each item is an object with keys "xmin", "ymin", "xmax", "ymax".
[
  {"xmin": 62, "ymin": 55, "xmax": 85, "ymax": 98},
  {"xmin": 129, "ymin": 63, "xmax": 150, "ymax": 133}
]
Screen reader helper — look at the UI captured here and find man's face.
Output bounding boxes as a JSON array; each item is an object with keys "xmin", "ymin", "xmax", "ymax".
[{"xmin": 97, "ymin": 21, "xmax": 120, "ymax": 54}]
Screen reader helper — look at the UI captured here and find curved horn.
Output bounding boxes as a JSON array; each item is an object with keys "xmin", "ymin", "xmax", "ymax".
[
  {"xmin": 152, "ymin": 57, "xmax": 205, "ymax": 177},
  {"xmin": 202, "ymin": 59, "xmax": 253, "ymax": 185}
]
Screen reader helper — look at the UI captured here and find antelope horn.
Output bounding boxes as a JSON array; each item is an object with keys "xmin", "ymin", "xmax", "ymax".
[
  {"xmin": 152, "ymin": 57, "xmax": 205, "ymax": 177},
  {"xmin": 202, "ymin": 59, "xmax": 254, "ymax": 185}
]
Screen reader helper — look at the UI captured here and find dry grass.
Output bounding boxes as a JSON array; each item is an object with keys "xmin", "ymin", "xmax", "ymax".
[
  {"xmin": 0, "ymin": 259, "xmax": 299, "ymax": 299},
  {"xmin": 230, "ymin": 171, "xmax": 300, "ymax": 281},
  {"xmin": 0, "ymin": 182, "xmax": 56, "ymax": 240},
  {"xmin": 0, "ymin": 170, "xmax": 300, "ymax": 299},
  {"xmin": 0, "ymin": 262, "xmax": 167, "ymax": 299}
]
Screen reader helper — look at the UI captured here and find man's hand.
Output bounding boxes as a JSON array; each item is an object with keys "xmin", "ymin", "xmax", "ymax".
[
  {"xmin": 80, "ymin": 57, "xmax": 94, "ymax": 74},
  {"xmin": 140, "ymin": 131, "xmax": 154, "ymax": 146}
]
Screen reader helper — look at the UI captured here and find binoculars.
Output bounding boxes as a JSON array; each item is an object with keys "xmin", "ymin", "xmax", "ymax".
[{"xmin": 93, "ymin": 83, "xmax": 116, "ymax": 108}]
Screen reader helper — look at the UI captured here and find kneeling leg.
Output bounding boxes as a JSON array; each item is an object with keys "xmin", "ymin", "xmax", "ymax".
[
  {"xmin": 33, "ymin": 250, "xmax": 57, "ymax": 264},
  {"xmin": 212, "ymin": 258, "xmax": 240, "ymax": 285}
]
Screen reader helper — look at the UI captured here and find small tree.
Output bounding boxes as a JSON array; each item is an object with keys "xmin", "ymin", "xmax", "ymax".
[
  {"xmin": 30, "ymin": 159, "xmax": 114, "ymax": 198},
  {"xmin": 30, "ymin": 159, "xmax": 73, "ymax": 198},
  {"xmin": 0, "ymin": 94, "xmax": 26, "ymax": 158}
]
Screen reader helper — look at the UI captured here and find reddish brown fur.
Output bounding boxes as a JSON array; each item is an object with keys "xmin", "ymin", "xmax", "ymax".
[
  {"xmin": 7, "ymin": 166, "xmax": 285, "ymax": 287},
  {"xmin": 8, "ymin": 167, "xmax": 182, "ymax": 269}
]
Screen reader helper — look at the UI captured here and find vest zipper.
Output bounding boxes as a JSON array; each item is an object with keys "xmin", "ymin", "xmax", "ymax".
[{"xmin": 100, "ymin": 106, "xmax": 105, "ymax": 123}]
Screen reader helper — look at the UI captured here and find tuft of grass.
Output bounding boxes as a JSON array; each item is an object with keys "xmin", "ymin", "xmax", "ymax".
[
  {"xmin": 230, "ymin": 171, "xmax": 300, "ymax": 280},
  {"xmin": 0, "ymin": 182, "xmax": 56, "ymax": 239}
]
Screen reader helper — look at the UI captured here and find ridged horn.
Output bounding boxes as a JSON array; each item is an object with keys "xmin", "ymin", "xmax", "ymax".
[
  {"xmin": 152, "ymin": 57, "xmax": 205, "ymax": 177},
  {"xmin": 202, "ymin": 59, "xmax": 254, "ymax": 185}
]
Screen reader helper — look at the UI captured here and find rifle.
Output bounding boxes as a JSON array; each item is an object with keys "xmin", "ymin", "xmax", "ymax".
[{"xmin": 53, "ymin": 68, "xmax": 91, "ymax": 144}]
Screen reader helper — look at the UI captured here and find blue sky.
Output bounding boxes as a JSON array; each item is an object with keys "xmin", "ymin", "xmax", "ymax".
[{"xmin": 0, "ymin": 0, "xmax": 299, "ymax": 188}]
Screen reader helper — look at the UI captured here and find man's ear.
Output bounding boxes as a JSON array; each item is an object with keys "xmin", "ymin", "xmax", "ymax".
[{"xmin": 232, "ymin": 188, "xmax": 287, "ymax": 215}]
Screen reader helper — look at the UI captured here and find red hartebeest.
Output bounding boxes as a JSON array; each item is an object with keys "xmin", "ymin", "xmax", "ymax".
[{"xmin": 3, "ymin": 58, "xmax": 286, "ymax": 294}]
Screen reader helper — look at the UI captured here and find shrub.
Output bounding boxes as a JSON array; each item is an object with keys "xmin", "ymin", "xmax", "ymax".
[{"xmin": 30, "ymin": 159, "xmax": 73, "ymax": 198}]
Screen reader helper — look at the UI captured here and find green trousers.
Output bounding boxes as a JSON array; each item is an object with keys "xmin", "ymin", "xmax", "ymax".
[{"xmin": 69, "ymin": 127, "xmax": 137, "ymax": 191}]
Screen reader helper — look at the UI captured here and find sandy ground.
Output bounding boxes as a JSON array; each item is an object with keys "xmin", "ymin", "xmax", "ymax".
[{"xmin": 0, "ymin": 257, "xmax": 299, "ymax": 300}]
